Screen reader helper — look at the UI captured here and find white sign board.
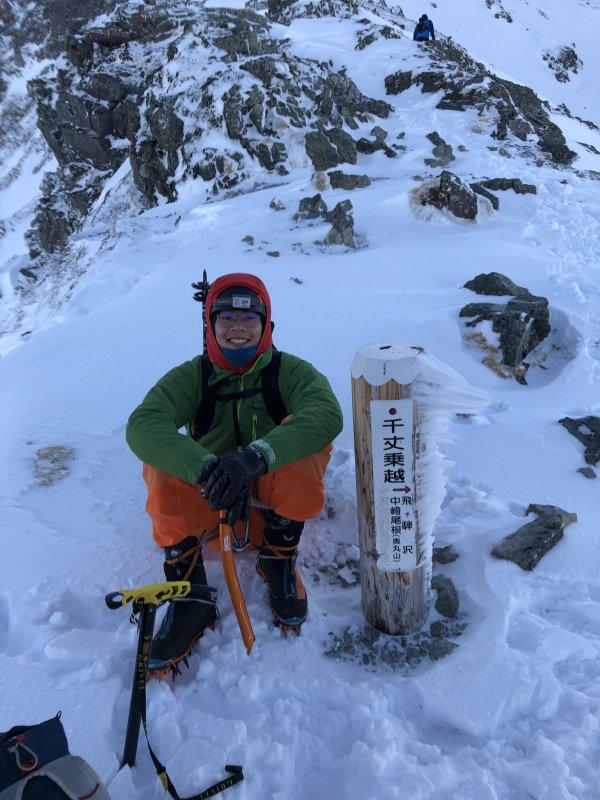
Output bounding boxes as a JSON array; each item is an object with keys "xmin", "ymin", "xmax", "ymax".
[{"xmin": 370, "ymin": 399, "xmax": 418, "ymax": 571}]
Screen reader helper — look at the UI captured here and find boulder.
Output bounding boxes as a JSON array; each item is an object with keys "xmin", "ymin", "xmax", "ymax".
[
  {"xmin": 470, "ymin": 183, "xmax": 499, "ymax": 210},
  {"xmin": 463, "ymin": 272, "xmax": 531, "ymax": 298},
  {"xmin": 113, "ymin": 99, "xmax": 140, "ymax": 140},
  {"xmin": 420, "ymin": 171, "xmax": 478, "ymax": 221},
  {"xmin": 222, "ymin": 87, "xmax": 244, "ymax": 139},
  {"xmin": 431, "ymin": 575, "xmax": 459, "ymax": 619},
  {"xmin": 65, "ymin": 36, "xmax": 94, "ymax": 72},
  {"xmin": 356, "ymin": 23, "xmax": 403, "ymax": 51},
  {"xmin": 147, "ymin": 103, "xmax": 184, "ymax": 152},
  {"xmin": 559, "ymin": 417, "xmax": 600, "ymax": 466},
  {"xmin": 305, "ymin": 130, "xmax": 341, "ymax": 170},
  {"xmin": 328, "ymin": 171, "xmax": 371, "ymax": 190},
  {"xmin": 433, "ymin": 545, "xmax": 459, "ymax": 564},
  {"xmin": 428, "ymin": 638, "xmax": 457, "ymax": 660},
  {"xmin": 491, "ymin": 79, "xmax": 576, "ymax": 165},
  {"xmin": 370, "ymin": 126, "xmax": 388, "ymax": 141},
  {"xmin": 240, "ymin": 56, "xmax": 280, "ymax": 86},
  {"xmin": 79, "ymin": 73, "xmax": 130, "ymax": 103},
  {"xmin": 479, "ymin": 177, "xmax": 537, "ymax": 194},
  {"xmin": 60, "ymin": 127, "xmax": 123, "ymax": 171},
  {"xmin": 356, "ymin": 137, "xmax": 396, "ymax": 158},
  {"xmin": 425, "ymin": 131, "xmax": 454, "ymax": 168},
  {"xmin": 414, "ymin": 71, "xmax": 447, "ymax": 93},
  {"xmin": 384, "ymin": 70, "xmax": 413, "ymax": 95},
  {"xmin": 460, "ymin": 296, "xmax": 551, "ymax": 368},
  {"xmin": 318, "ymin": 71, "xmax": 392, "ymax": 119},
  {"xmin": 492, "ymin": 504, "xmax": 577, "ymax": 570},
  {"xmin": 324, "ymin": 199, "xmax": 355, "ymax": 248},
  {"xmin": 296, "ymin": 193, "xmax": 327, "ymax": 220},
  {"xmin": 543, "ymin": 45, "xmax": 582, "ymax": 84},
  {"xmin": 324, "ymin": 127, "xmax": 357, "ymax": 165},
  {"xmin": 247, "ymin": 140, "xmax": 286, "ymax": 170}
]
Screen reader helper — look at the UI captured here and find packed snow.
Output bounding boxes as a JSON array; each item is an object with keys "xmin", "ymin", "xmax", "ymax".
[{"xmin": 1, "ymin": 2, "xmax": 600, "ymax": 799}]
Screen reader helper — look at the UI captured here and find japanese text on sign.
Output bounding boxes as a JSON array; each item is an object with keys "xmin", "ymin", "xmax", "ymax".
[{"xmin": 370, "ymin": 399, "xmax": 417, "ymax": 571}]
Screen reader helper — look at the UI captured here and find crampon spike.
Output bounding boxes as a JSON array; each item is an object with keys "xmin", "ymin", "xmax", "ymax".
[{"xmin": 274, "ymin": 619, "xmax": 301, "ymax": 637}]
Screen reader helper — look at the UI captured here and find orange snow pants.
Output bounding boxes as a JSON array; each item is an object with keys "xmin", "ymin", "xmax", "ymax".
[{"xmin": 143, "ymin": 446, "xmax": 332, "ymax": 549}]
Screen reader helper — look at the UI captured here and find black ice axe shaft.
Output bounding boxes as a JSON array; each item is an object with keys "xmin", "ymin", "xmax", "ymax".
[
  {"xmin": 105, "ymin": 583, "xmax": 244, "ymax": 799},
  {"xmin": 122, "ymin": 601, "xmax": 156, "ymax": 768}
]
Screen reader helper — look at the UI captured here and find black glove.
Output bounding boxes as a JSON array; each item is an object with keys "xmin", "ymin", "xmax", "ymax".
[
  {"xmin": 197, "ymin": 456, "xmax": 219, "ymax": 486},
  {"xmin": 225, "ymin": 489, "xmax": 251, "ymax": 526},
  {"xmin": 198, "ymin": 448, "xmax": 267, "ymax": 518}
]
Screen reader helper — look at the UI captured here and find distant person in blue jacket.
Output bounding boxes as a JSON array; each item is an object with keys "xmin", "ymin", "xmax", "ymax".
[{"xmin": 413, "ymin": 14, "xmax": 435, "ymax": 42}]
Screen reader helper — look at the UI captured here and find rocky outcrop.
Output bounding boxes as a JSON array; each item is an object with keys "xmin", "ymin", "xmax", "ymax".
[
  {"xmin": 384, "ymin": 70, "xmax": 413, "ymax": 95},
  {"xmin": 295, "ymin": 193, "xmax": 328, "ymax": 220},
  {"xmin": 324, "ymin": 199, "xmax": 356, "ymax": 247},
  {"xmin": 355, "ymin": 131, "xmax": 396, "ymax": 158},
  {"xmin": 460, "ymin": 297, "xmax": 550, "ymax": 370},
  {"xmin": 305, "ymin": 131, "xmax": 341, "ymax": 171},
  {"xmin": 425, "ymin": 131, "xmax": 454, "ymax": 168},
  {"xmin": 432, "ymin": 575, "xmax": 459, "ymax": 619},
  {"xmin": 317, "ymin": 70, "xmax": 392, "ymax": 121},
  {"xmin": 433, "ymin": 545, "xmax": 459, "ymax": 564},
  {"xmin": 479, "ymin": 177, "xmax": 537, "ymax": 195},
  {"xmin": 419, "ymin": 171, "xmax": 478, "ymax": 220},
  {"xmin": 328, "ymin": 171, "xmax": 371, "ymax": 190},
  {"xmin": 559, "ymin": 417, "xmax": 600, "ymax": 467},
  {"xmin": 383, "ymin": 37, "xmax": 576, "ymax": 165},
  {"xmin": 24, "ymin": 2, "xmax": 392, "ymax": 255},
  {"xmin": 305, "ymin": 127, "xmax": 357, "ymax": 170},
  {"xmin": 463, "ymin": 272, "xmax": 532, "ymax": 298},
  {"xmin": 470, "ymin": 183, "xmax": 499, "ymax": 210},
  {"xmin": 268, "ymin": 0, "xmax": 360, "ymax": 25},
  {"xmin": 492, "ymin": 504, "xmax": 577, "ymax": 570},
  {"xmin": 543, "ymin": 45, "xmax": 582, "ymax": 84},
  {"xmin": 356, "ymin": 22, "xmax": 404, "ymax": 51},
  {"xmin": 460, "ymin": 273, "xmax": 551, "ymax": 382}
]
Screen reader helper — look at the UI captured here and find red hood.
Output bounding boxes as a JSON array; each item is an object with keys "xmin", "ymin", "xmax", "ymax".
[{"xmin": 205, "ymin": 273, "xmax": 272, "ymax": 374}]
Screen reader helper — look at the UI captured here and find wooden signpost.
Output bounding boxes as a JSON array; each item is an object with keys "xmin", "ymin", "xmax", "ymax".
[{"xmin": 351, "ymin": 342, "xmax": 481, "ymax": 636}]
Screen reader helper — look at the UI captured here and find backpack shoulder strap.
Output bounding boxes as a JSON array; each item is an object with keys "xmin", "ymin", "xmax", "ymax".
[
  {"xmin": 193, "ymin": 350, "xmax": 288, "ymax": 442},
  {"xmin": 261, "ymin": 348, "xmax": 287, "ymax": 425},
  {"xmin": 192, "ymin": 354, "xmax": 219, "ymax": 441}
]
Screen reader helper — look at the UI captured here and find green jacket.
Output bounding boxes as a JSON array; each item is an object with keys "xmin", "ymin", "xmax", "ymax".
[{"xmin": 126, "ymin": 348, "xmax": 343, "ymax": 484}]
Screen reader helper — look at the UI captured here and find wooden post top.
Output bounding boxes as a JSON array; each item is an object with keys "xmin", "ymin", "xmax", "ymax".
[{"xmin": 351, "ymin": 342, "xmax": 426, "ymax": 386}]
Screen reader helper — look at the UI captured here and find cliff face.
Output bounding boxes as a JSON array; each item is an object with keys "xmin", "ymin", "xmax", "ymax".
[
  {"xmin": 23, "ymin": 0, "xmax": 396, "ymax": 260},
  {"xmin": 20, "ymin": 0, "xmax": 577, "ymax": 264}
]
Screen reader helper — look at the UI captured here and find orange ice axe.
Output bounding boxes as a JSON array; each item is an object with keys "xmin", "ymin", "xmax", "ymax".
[{"xmin": 218, "ymin": 510, "xmax": 255, "ymax": 654}]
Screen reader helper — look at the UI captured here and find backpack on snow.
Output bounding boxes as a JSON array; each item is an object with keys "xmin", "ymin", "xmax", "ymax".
[
  {"xmin": 192, "ymin": 347, "xmax": 288, "ymax": 447},
  {"xmin": 0, "ymin": 715, "xmax": 110, "ymax": 800}
]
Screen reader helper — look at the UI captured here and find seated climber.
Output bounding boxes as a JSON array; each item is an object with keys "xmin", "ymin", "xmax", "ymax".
[
  {"xmin": 413, "ymin": 14, "xmax": 435, "ymax": 42},
  {"xmin": 126, "ymin": 272, "xmax": 343, "ymax": 677}
]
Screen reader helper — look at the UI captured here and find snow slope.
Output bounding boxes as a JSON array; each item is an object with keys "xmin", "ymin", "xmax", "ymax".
[
  {"xmin": 2, "ymin": 3, "xmax": 600, "ymax": 800},
  {"xmin": 394, "ymin": 0, "xmax": 600, "ymax": 125}
]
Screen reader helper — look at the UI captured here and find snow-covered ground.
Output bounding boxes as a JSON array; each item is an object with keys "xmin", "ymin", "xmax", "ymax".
[{"xmin": 2, "ymin": 4, "xmax": 600, "ymax": 800}]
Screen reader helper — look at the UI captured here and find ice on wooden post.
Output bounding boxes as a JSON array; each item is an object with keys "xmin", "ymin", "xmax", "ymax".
[{"xmin": 351, "ymin": 343, "xmax": 488, "ymax": 635}]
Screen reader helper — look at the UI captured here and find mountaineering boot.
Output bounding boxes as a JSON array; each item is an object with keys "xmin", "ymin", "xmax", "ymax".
[
  {"xmin": 148, "ymin": 536, "xmax": 218, "ymax": 678},
  {"xmin": 256, "ymin": 514, "xmax": 307, "ymax": 633}
]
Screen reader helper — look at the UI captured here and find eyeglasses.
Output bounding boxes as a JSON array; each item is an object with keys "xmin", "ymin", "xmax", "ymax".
[{"xmin": 215, "ymin": 311, "xmax": 262, "ymax": 327}]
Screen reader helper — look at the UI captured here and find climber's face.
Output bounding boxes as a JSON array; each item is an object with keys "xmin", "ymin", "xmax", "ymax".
[{"xmin": 213, "ymin": 310, "xmax": 263, "ymax": 349}]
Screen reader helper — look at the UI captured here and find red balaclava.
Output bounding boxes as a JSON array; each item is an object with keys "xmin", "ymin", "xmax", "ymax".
[{"xmin": 205, "ymin": 273, "xmax": 273, "ymax": 374}]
